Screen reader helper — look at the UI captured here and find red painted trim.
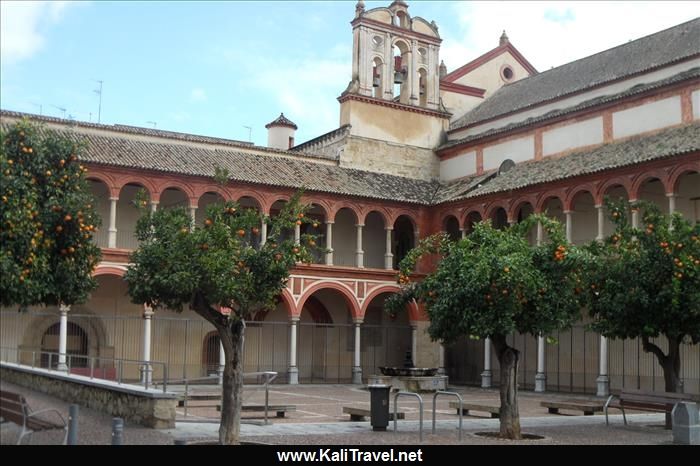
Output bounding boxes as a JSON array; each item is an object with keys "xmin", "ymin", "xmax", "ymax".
[
  {"xmin": 351, "ymin": 17, "xmax": 442, "ymax": 45},
  {"xmin": 443, "ymin": 43, "xmax": 538, "ymax": 83},
  {"xmin": 534, "ymin": 130, "xmax": 543, "ymax": 161},
  {"xmin": 295, "ymin": 282, "xmax": 361, "ymax": 319},
  {"xmin": 476, "ymin": 148, "xmax": 484, "ymax": 175},
  {"xmin": 439, "ymin": 79, "xmax": 699, "ymax": 157},
  {"xmin": 439, "ymin": 81, "xmax": 486, "ymax": 98},
  {"xmin": 681, "ymin": 88, "xmax": 693, "ymax": 123},
  {"xmin": 338, "ymin": 93, "xmax": 451, "ymax": 119}
]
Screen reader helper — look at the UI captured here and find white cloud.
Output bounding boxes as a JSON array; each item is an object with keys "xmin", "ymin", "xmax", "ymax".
[
  {"xmin": 168, "ymin": 110, "xmax": 191, "ymax": 123},
  {"xmin": 0, "ymin": 1, "xmax": 76, "ymax": 65},
  {"xmin": 189, "ymin": 88, "xmax": 207, "ymax": 103},
  {"xmin": 441, "ymin": 1, "xmax": 700, "ymax": 73},
  {"xmin": 230, "ymin": 50, "xmax": 349, "ymax": 143}
]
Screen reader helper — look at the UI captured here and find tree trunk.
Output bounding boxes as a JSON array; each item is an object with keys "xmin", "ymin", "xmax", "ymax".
[
  {"xmin": 641, "ymin": 335, "xmax": 681, "ymax": 428},
  {"xmin": 491, "ymin": 334, "xmax": 522, "ymax": 440},
  {"xmin": 218, "ymin": 319, "xmax": 245, "ymax": 444},
  {"xmin": 190, "ymin": 292, "xmax": 246, "ymax": 444}
]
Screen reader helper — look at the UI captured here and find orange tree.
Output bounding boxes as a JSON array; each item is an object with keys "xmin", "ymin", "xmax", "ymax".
[
  {"xmin": 124, "ymin": 189, "xmax": 321, "ymax": 445},
  {"xmin": 386, "ymin": 215, "xmax": 590, "ymax": 439},
  {"xmin": 585, "ymin": 199, "xmax": 700, "ymax": 394},
  {"xmin": 1, "ymin": 119, "xmax": 101, "ymax": 310}
]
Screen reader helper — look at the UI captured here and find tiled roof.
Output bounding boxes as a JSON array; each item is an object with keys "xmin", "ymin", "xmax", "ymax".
[
  {"xmin": 265, "ymin": 113, "xmax": 298, "ymax": 130},
  {"xmin": 436, "ymin": 123, "xmax": 700, "ymax": 203},
  {"xmin": 440, "ymin": 67, "xmax": 700, "ymax": 151},
  {"xmin": 2, "ymin": 111, "xmax": 695, "ymax": 206},
  {"xmin": 450, "ymin": 18, "xmax": 700, "ymax": 130},
  {"xmin": 0, "ymin": 113, "xmax": 437, "ymax": 204}
]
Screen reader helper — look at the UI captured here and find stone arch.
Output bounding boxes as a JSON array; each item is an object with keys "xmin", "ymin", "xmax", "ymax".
[
  {"xmin": 295, "ymin": 282, "xmax": 361, "ymax": 319},
  {"xmin": 20, "ymin": 308, "xmax": 109, "ymax": 360},
  {"xmin": 195, "ymin": 185, "xmax": 232, "ymax": 203},
  {"xmin": 329, "ymin": 203, "xmax": 361, "ymax": 223},
  {"xmin": 157, "ymin": 182, "xmax": 196, "ymax": 206},
  {"xmin": 114, "ymin": 176, "xmax": 157, "ymax": 199},
  {"xmin": 564, "ymin": 184, "xmax": 597, "ymax": 211},
  {"xmin": 670, "ymin": 164, "xmax": 700, "ymax": 194},
  {"xmin": 359, "ymin": 207, "xmax": 389, "ymax": 226},
  {"xmin": 234, "ymin": 192, "xmax": 265, "ymax": 211},
  {"xmin": 597, "ymin": 178, "xmax": 631, "ymax": 205},
  {"xmin": 535, "ymin": 191, "xmax": 566, "ymax": 213},
  {"xmin": 93, "ymin": 266, "xmax": 127, "ymax": 277}
]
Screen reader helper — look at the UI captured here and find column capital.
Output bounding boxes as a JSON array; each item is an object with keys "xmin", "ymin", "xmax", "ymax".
[
  {"xmin": 563, "ymin": 210, "xmax": 574, "ymax": 215},
  {"xmin": 59, "ymin": 304, "xmax": 71, "ymax": 313},
  {"xmin": 594, "ymin": 204, "xmax": 604, "ymax": 209},
  {"xmin": 289, "ymin": 316, "xmax": 300, "ymax": 323},
  {"xmin": 665, "ymin": 192, "xmax": 676, "ymax": 198},
  {"xmin": 109, "ymin": 196, "xmax": 119, "ymax": 202},
  {"xmin": 355, "ymin": 223, "xmax": 365, "ymax": 228},
  {"xmin": 384, "ymin": 226, "xmax": 394, "ymax": 231},
  {"xmin": 143, "ymin": 304, "xmax": 154, "ymax": 317},
  {"xmin": 353, "ymin": 318, "xmax": 364, "ymax": 325},
  {"xmin": 325, "ymin": 220, "xmax": 335, "ymax": 225}
]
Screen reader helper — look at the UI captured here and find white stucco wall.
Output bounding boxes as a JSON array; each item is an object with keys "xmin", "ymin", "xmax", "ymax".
[
  {"xmin": 449, "ymin": 58, "xmax": 700, "ymax": 140},
  {"xmin": 692, "ymin": 89, "xmax": 700, "ymax": 120},
  {"xmin": 267, "ymin": 126, "xmax": 295, "ymax": 150},
  {"xmin": 483, "ymin": 136, "xmax": 534, "ymax": 171},
  {"xmin": 543, "ymin": 117, "xmax": 603, "ymax": 156},
  {"xmin": 439, "ymin": 150, "xmax": 476, "ymax": 181},
  {"xmin": 613, "ymin": 96, "xmax": 682, "ymax": 139}
]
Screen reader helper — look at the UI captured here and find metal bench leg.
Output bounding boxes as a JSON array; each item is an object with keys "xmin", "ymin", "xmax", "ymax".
[{"xmin": 621, "ymin": 407, "xmax": 627, "ymax": 426}]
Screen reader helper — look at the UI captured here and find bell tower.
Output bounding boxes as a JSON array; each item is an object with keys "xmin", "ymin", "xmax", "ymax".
[
  {"xmin": 345, "ymin": 0, "xmax": 442, "ymax": 110},
  {"xmin": 336, "ymin": 1, "xmax": 450, "ymax": 181}
]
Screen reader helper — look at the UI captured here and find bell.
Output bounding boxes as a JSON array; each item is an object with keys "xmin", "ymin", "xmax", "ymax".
[
  {"xmin": 393, "ymin": 70, "xmax": 404, "ymax": 84},
  {"xmin": 373, "ymin": 76, "xmax": 381, "ymax": 87}
]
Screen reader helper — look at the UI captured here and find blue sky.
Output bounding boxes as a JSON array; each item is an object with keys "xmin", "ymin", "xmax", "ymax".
[{"xmin": 2, "ymin": 1, "xmax": 699, "ymax": 147}]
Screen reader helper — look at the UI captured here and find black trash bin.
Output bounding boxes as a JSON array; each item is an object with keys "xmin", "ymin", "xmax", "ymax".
[{"xmin": 368, "ymin": 384, "xmax": 392, "ymax": 431}]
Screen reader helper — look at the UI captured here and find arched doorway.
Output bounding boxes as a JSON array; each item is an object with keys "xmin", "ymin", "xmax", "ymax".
[
  {"xmin": 202, "ymin": 331, "xmax": 221, "ymax": 376},
  {"xmin": 361, "ymin": 292, "xmax": 412, "ymax": 378},
  {"xmin": 41, "ymin": 322, "xmax": 88, "ymax": 368}
]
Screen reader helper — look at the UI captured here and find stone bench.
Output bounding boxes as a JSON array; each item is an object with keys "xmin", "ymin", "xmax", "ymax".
[
  {"xmin": 541, "ymin": 400, "xmax": 604, "ymax": 416},
  {"xmin": 215, "ymin": 404, "xmax": 296, "ymax": 418},
  {"xmin": 448, "ymin": 401, "xmax": 500, "ymax": 418},
  {"xmin": 342, "ymin": 406, "xmax": 405, "ymax": 421}
]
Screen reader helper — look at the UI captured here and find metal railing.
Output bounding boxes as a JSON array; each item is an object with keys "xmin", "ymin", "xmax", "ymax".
[
  {"xmin": 175, "ymin": 371, "xmax": 278, "ymax": 424},
  {"xmin": 432, "ymin": 390, "xmax": 463, "ymax": 440},
  {"xmin": 394, "ymin": 391, "xmax": 423, "ymax": 442},
  {"xmin": 0, "ymin": 346, "xmax": 169, "ymax": 393}
]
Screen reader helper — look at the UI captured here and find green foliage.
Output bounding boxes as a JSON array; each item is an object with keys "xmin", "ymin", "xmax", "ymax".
[
  {"xmin": 386, "ymin": 214, "xmax": 590, "ymax": 344},
  {"xmin": 584, "ymin": 198, "xmax": 700, "ymax": 344},
  {"xmin": 125, "ymin": 190, "xmax": 323, "ymax": 319},
  {"xmin": 0, "ymin": 119, "xmax": 102, "ymax": 309}
]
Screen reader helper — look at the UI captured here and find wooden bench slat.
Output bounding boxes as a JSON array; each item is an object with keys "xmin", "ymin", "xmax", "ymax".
[{"xmin": 0, "ymin": 390, "xmax": 67, "ymax": 445}]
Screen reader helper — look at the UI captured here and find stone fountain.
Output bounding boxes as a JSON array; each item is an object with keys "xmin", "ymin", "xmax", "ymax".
[{"xmin": 366, "ymin": 352, "xmax": 448, "ymax": 392}]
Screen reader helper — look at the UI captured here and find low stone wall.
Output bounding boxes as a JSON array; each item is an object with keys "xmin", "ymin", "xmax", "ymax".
[{"xmin": 0, "ymin": 363, "xmax": 178, "ymax": 428}]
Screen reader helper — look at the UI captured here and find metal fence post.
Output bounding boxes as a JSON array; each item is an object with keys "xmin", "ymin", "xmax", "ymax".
[
  {"xmin": 68, "ymin": 405, "xmax": 79, "ymax": 445},
  {"xmin": 111, "ymin": 418, "xmax": 124, "ymax": 445}
]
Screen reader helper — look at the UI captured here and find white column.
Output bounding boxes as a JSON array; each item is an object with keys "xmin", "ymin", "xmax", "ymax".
[
  {"xmin": 535, "ymin": 335, "xmax": 546, "ymax": 392},
  {"xmin": 630, "ymin": 201, "xmax": 640, "ymax": 229},
  {"xmin": 409, "ymin": 40, "xmax": 418, "ymax": 105},
  {"xmin": 141, "ymin": 305, "xmax": 154, "ymax": 385},
  {"xmin": 260, "ymin": 219, "xmax": 268, "ymax": 247},
  {"xmin": 294, "ymin": 223, "xmax": 301, "ymax": 245},
  {"xmin": 595, "ymin": 205, "xmax": 605, "ymax": 242},
  {"xmin": 325, "ymin": 221, "xmax": 334, "ymax": 266},
  {"xmin": 536, "ymin": 220, "xmax": 544, "ymax": 245},
  {"xmin": 666, "ymin": 193, "xmax": 676, "ymax": 214},
  {"xmin": 108, "ymin": 197, "xmax": 118, "ymax": 248},
  {"xmin": 189, "ymin": 206, "xmax": 196, "ymax": 229},
  {"xmin": 460, "ymin": 229, "xmax": 466, "ymax": 239},
  {"xmin": 218, "ymin": 342, "xmax": 225, "ymax": 385},
  {"xmin": 150, "ymin": 201, "xmax": 158, "ymax": 213},
  {"xmin": 57, "ymin": 304, "xmax": 70, "ymax": 371},
  {"xmin": 410, "ymin": 324, "xmax": 418, "ymax": 367},
  {"xmin": 355, "ymin": 224, "xmax": 364, "ymax": 268},
  {"xmin": 288, "ymin": 317, "xmax": 299, "ymax": 384},
  {"xmin": 481, "ymin": 337, "xmax": 492, "ymax": 388},
  {"xmin": 564, "ymin": 211, "xmax": 573, "ymax": 243},
  {"xmin": 384, "ymin": 227, "xmax": 393, "ymax": 270},
  {"xmin": 597, "ymin": 335, "xmax": 609, "ymax": 397},
  {"xmin": 352, "ymin": 319, "xmax": 363, "ymax": 384},
  {"xmin": 437, "ymin": 343, "xmax": 446, "ymax": 375}
]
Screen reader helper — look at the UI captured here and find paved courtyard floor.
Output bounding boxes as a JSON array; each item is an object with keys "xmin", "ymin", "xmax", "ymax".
[{"xmin": 0, "ymin": 380, "xmax": 677, "ymax": 445}]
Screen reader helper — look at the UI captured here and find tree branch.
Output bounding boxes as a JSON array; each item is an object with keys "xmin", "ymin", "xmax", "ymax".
[{"xmin": 641, "ymin": 336, "xmax": 667, "ymax": 365}]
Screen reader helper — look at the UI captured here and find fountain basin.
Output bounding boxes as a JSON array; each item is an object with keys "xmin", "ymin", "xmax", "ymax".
[{"xmin": 370, "ymin": 367, "xmax": 447, "ymax": 392}]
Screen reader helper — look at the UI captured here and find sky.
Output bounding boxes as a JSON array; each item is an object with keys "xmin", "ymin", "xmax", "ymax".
[{"xmin": 2, "ymin": 1, "xmax": 699, "ymax": 147}]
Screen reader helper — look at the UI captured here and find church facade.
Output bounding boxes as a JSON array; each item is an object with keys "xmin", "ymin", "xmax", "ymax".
[{"xmin": 1, "ymin": 1, "xmax": 698, "ymax": 395}]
